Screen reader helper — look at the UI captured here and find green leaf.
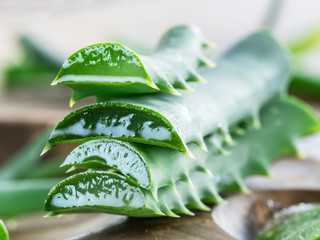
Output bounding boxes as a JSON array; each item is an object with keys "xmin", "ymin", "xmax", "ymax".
[
  {"xmin": 290, "ymin": 72, "xmax": 320, "ymax": 98},
  {"xmin": 4, "ymin": 35, "xmax": 61, "ymax": 89},
  {"xmin": 256, "ymin": 205, "xmax": 320, "ymax": 240},
  {"xmin": 0, "ymin": 220, "xmax": 9, "ymax": 240},
  {"xmin": 23, "ymin": 157, "xmax": 68, "ymax": 179},
  {"xmin": 52, "ymin": 25, "xmax": 215, "ymax": 104},
  {"xmin": 0, "ymin": 128, "xmax": 52, "ymax": 180},
  {"xmin": 0, "ymin": 178, "xmax": 60, "ymax": 218},
  {"xmin": 44, "ymin": 32, "xmax": 290, "ymax": 156},
  {"xmin": 211, "ymin": 96, "xmax": 320, "ymax": 193},
  {"xmin": 45, "ymin": 97, "xmax": 320, "ymax": 217},
  {"xmin": 61, "ymin": 139, "xmax": 151, "ymax": 188},
  {"xmin": 290, "ymin": 26, "xmax": 320, "ymax": 54}
]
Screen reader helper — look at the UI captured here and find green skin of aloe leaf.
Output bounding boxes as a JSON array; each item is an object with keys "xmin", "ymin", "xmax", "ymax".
[
  {"xmin": 44, "ymin": 32, "xmax": 290, "ymax": 156},
  {"xmin": 256, "ymin": 205, "xmax": 320, "ymax": 240},
  {"xmin": 44, "ymin": 97, "xmax": 320, "ymax": 217},
  {"xmin": 0, "ymin": 220, "xmax": 9, "ymax": 240},
  {"xmin": 52, "ymin": 25, "xmax": 214, "ymax": 103}
]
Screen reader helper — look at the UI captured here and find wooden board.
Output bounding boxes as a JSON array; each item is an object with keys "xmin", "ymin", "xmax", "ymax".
[{"xmin": 213, "ymin": 189, "xmax": 320, "ymax": 240}]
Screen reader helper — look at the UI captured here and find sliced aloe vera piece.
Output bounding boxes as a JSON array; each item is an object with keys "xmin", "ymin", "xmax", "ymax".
[
  {"xmin": 60, "ymin": 138, "xmax": 211, "ymax": 199},
  {"xmin": 45, "ymin": 97, "xmax": 320, "ymax": 217},
  {"xmin": 44, "ymin": 32, "xmax": 290, "ymax": 155},
  {"xmin": 256, "ymin": 205, "xmax": 320, "ymax": 240},
  {"xmin": 61, "ymin": 139, "xmax": 151, "ymax": 188},
  {"xmin": 52, "ymin": 25, "xmax": 214, "ymax": 104}
]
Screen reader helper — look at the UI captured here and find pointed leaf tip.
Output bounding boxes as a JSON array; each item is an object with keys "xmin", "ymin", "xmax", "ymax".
[
  {"xmin": 51, "ymin": 80, "xmax": 58, "ymax": 86},
  {"xmin": 40, "ymin": 143, "xmax": 51, "ymax": 156},
  {"xmin": 168, "ymin": 88, "xmax": 181, "ymax": 96},
  {"xmin": 185, "ymin": 148, "xmax": 196, "ymax": 159},
  {"xmin": 148, "ymin": 81, "xmax": 160, "ymax": 90},
  {"xmin": 170, "ymin": 184, "xmax": 180, "ymax": 197},
  {"xmin": 198, "ymin": 55, "xmax": 216, "ymax": 68}
]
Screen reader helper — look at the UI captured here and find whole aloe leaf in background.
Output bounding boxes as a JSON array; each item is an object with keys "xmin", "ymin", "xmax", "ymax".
[
  {"xmin": 0, "ymin": 179, "xmax": 60, "ymax": 218},
  {"xmin": 0, "ymin": 129, "xmax": 52, "ymax": 180},
  {"xmin": 44, "ymin": 32, "xmax": 290, "ymax": 156},
  {"xmin": 0, "ymin": 128, "xmax": 67, "ymax": 219},
  {"xmin": 44, "ymin": 98, "xmax": 320, "ymax": 217},
  {"xmin": 52, "ymin": 25, "xmax": 215, "ymax": 105}
]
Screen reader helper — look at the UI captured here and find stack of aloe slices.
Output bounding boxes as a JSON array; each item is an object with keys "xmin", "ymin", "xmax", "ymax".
[{"xmin": 43, "ymin": 25, "xmax": 320, "ymax": 218}]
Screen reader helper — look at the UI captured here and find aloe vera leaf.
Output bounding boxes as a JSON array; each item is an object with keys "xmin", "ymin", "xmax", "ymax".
[
  {"xmin": 19, "ymin": 34, "xmax": 63, "ymax": 68},
  {"xmin": 255, "ymin": 205, "xmax": 320, "ymax": 240},
  {"xmin": 290, "ymin": 26, "xmax": 320, "ymax": 54},
  {"xmin": 62, "ymin": 97, "xmax": 319, "ymax": 199},
  {"xmin": 0, "ymin": 219, "xmax": 9, "ymax": 240},
  {"xmin": 51, "ymin": 25, "xmax": 214, "ymax": 103},
  {"xmin": 45, "ymin": 97, "xmax": 320, "ymax": 217},
  {"xmin": 288, "ymin": 27, "xmax": 320, "ymax": 98},
  {"xmin": 210, "ymin": 96, "xmax": 320, "ymax": 194},
  {"xmin": 0, "ymin": 128, "xmax": 52, "ymax": 180},
  {"xmin": 0, "ymin": 179, "xmax": 60, "ymax": 218},
  {"xmin": 44, "ymin": 170, "xmax": 215, "ymax": 217},
  {"xmin": 4, "ymin": 34, "xmax": 61, "ymax": 89},
  {"xmin": 60, "ymin": 138, "xmax": 211, "ymax": 199},
  {"xmin": 23, "ymin": 157, "xmax": 68, "ymax": 179},
  {"xmin": 57, "ymin": 96, "xmax": 314, "ymax": 199},
  {"xmin": 290, "ymin": 72, "xmax": 320, "ymax": 98},
  {"xmin": 44, "ymin": 32, "xmax": 290, "ymax": 155},
  {"xmin": 60, "ymin": 139, "xmax": 151, "ymax": 188}
]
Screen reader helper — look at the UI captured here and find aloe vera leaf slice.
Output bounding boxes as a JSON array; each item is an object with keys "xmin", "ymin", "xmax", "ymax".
[
  {"xmin": 60, "ymin": 138, "xmax": 210, "ymax": 199},
  {"xmin": 255, "ymin": 205, "xmax": 320, "ymax": 240},
  {"xmin": 43, "ymin": 102, "xmax": 189, "ymax": 155},
  {"xmin": 45, "ymin": 97, "xmax": 320, "ymax": 217},
  {"xmin": 0, "ymin": 178, "xmax": 60, "ymax": 218},
  {"xmin": 0, "ymin": 219, "xmax": 9, "ymax": 240},
  {"xmin": 44, "ymin": 171, "xmax": 164, "ymax": 217},
  {"xmin": 44, "ymin": 170, "xmax": 216, "ymax": 217},
  {"xmin": 45, "ymin": 31, "xmax": 290, "ymax": 155},
  {"xmin": 52, "ymin": 25, "xmax": 214, "ymax": 103},
  {"xmin": 61, "ymin": 139, "xmax": 151, "ymax": 188}
]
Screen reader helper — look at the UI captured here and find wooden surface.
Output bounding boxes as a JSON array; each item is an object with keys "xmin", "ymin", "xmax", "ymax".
[
  {"xmin": 214, "ymin": 189, "xmax": 320, "ymax": 240},
  {"xmin": 7, "ymin": 213, "xmax": 121, "ymax": 240},
  {"xmin": 75, "ymin": 211, "xmax": 233, "ymax": 240}
]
